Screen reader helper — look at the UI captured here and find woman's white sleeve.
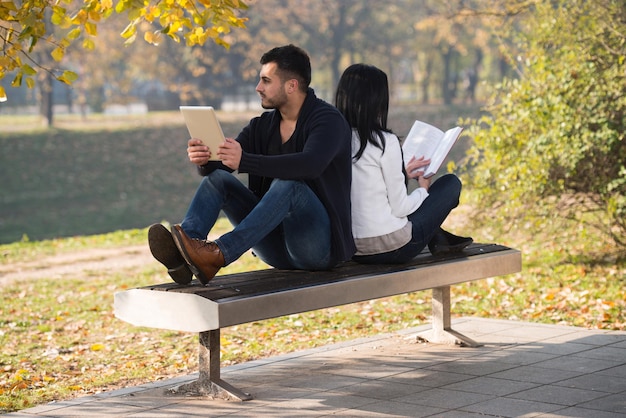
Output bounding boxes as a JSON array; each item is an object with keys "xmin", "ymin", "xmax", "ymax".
[{"xmin": 381, "ymin": 136, "xmax": 428, "ymax": 218}]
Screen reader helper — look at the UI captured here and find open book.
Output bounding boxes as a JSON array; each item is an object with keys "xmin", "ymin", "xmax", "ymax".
[
  {"xmin": 401, "ymin": 120, "xmax": 463, "ymax": 178},
  {"xmin": 180, "ymin": 106, "xmax": 225, "ymax": 160}
]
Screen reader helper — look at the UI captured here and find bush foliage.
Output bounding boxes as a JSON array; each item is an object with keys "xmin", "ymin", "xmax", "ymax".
[{"xmin": 465, "ymin": 0, "xmax": 626, "ymax": 249}]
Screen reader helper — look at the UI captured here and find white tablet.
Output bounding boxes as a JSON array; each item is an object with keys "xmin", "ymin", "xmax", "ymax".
[{"xmin": 180, "ymin": 106, "xmax": 225, "ymax": 160}]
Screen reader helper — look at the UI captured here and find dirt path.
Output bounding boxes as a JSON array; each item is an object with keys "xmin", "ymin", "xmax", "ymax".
[{"xmin": 0, "ymin": 245, "xmax": 155, "ymax": 285}]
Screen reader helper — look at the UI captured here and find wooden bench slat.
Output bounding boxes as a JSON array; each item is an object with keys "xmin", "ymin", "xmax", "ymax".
[{"xmin": 141, "ymin": 243, "xmax": 509, "ymax": 299}]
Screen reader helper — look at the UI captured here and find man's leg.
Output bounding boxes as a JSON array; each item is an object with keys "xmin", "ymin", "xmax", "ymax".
[
  {"xmin": 173, "ymin": 178, "xmax": 333, "ymax": 282},
  {"xmin": 216, "ymin": 179, "xmax": 333, "ymax": 270},
  {"xmin": 181, "ymin": 170, "xmax": 258, "ymax": 240},
  {"xmin": 155, "ymin": 170, "xmax": 257, "ymax": 284}
]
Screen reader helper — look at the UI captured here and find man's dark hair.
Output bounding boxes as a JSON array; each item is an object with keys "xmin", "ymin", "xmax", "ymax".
[{"xmin": 260, "ymin": 44, "xmax": 311, "ymax": 92}]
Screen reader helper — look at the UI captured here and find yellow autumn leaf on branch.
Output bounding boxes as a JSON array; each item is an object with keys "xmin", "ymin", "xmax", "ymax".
[
  {"xmin": 71, "ymin": 9, "xmax": 88, "ymax": 24},
  {"xmin": 0, "ymin": 0, "xmax": 248, "ymax": 99},
  {"xmin": 67, "ymin": 27, "xmax": 81, "ymax": 40},
  {"xmin": 144, "ymin": 30, "xmax": 162, "ymax": 45},
  {"xmin": 82, "ymin": 37, "xmax": 95, "ymax": 50},
  {"xmin": 21, "ymin": 64, "xmax": 36, "ymax": 76},
  {"xmin": 84, "ymin": 21, "xmax": 97, "ymax": 36},
  {"xmin": 57, "ymin": 70, "xmax": 78, "ymax": 84},
  {"xmin": 51, "ymin": 46, "xmax": 65, "ymax": 62},
  {"xmin": 88, "ymin": 10, "xmax": 101, "ymax": 22},
  {"xmin": 121, "ymin": 20, "xmax": 137, "ymax": 39}
]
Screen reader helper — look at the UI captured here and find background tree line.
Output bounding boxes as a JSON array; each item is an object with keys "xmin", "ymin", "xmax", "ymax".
[{"xmin": 1, "ymin": 0, "xmax": 514, "ymax": 121}]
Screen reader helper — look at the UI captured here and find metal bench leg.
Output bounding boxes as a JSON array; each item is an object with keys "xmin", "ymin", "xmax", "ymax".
[
  {"xmin": 169, "ymin": 329, "xmax": 252, "ymax": 400},
  {"xmin": 417, "ymin": 286, "xmax": 482, "ymax": 347}
]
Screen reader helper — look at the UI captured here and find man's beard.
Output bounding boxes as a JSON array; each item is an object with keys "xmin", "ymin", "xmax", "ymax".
[{"xmin": 260, "ymin": 89, "xmax": 288, "ymax": 109}]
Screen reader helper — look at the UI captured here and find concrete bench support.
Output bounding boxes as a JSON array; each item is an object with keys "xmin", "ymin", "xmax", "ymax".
[
  {"xmin": 417, "ymin": 285, "xmax": 482, "ymax": 347},
  {"xmin": 169, "ymin": 329, "xmax": 252, "ymax": 400}
]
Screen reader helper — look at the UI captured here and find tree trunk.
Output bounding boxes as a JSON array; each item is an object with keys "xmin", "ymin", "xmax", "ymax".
[
  {"xmin": 421, "ymin": 57, "xmax": 433, "ymax": 104},
  {"xmin": 441, "ymin": 47, "xmax": 459, "ymax": 105},
  {"xmin": 40, "ymin": 72, "xmax": 54, "ymax": 127},
  {"xmin": 329, "ymin": 2, "xmax": 348, "ymax": 92}
]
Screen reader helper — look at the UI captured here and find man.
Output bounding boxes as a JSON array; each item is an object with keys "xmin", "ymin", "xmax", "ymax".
[{"xmin": 149, "ymin": 44, "xmax": 355, "ymax": 285}]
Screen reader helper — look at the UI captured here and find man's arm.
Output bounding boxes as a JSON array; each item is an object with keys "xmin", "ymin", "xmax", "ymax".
[{"xmin": 238, "ymin": 107, "xmax": 348, "ymax": 180}]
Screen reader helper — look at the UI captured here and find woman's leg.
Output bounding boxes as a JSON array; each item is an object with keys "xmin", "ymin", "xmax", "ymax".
[
  {"xmin": 353, "ymin": 175, "xmax": 463, "ymax": 265},
  {"xmin": 352, "ymin": 240, "xmax": 422, "ymax": 264},
  {"xmin": 408, "ymin": 173, "xmax": 462, "ymax": 249}
]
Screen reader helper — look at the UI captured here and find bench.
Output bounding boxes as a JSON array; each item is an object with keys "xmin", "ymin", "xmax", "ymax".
[{"xmin": 114, "ymin": 242, "xmax": 521, "ymax": 401}]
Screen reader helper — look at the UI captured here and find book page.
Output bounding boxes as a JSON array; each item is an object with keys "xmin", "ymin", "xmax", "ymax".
[
  {"xmin": 401, "ymin": 120, "xmax": 445, "ymax": 167},
  {"xmin": 425, "ymin": 126, "xmax": 463, "ymax": 177},
  {"xmin": 180, "ymin": 106, "xmax": 225, "ymax": 161}
]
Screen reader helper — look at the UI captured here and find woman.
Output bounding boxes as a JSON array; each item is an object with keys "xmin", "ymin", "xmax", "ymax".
[{"xmin": 335, "ymin": 63, "xmax": 472, "ymax": 264}]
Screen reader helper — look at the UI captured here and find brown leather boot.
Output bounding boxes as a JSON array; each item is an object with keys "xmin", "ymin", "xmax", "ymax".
[
  {"xmin": 148, "ymin": 223, "xmax": 193, "ymax": 285},
  {"xmin": 171, "ymin": 225, "xmax": 225, "ymax": 285}
]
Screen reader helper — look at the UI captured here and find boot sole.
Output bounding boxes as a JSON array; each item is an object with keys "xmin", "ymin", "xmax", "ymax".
[{"xmin": 430, "ymin": 239, "xmax": 474, "ymax": 256}]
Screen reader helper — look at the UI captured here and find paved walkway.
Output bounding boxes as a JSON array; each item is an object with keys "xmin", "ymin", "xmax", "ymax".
[{"xmin": 4, "ymin": 318, "xmax": 625, "ymax": 417}]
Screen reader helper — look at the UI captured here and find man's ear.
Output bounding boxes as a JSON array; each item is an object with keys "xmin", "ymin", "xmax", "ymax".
[{"xmin": 288, "ymin": 79, "xmax": 298, "ymax": 93}]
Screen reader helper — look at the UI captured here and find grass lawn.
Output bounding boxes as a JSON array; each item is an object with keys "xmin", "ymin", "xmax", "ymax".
[{"xmin": 0, "ymin": 105, "xmax": 469, "ymax": 244}]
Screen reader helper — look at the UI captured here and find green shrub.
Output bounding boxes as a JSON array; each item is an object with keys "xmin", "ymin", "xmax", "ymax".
[{"xmin": 464, "ymin": 0, "xmax": 626, "ymax": 250}]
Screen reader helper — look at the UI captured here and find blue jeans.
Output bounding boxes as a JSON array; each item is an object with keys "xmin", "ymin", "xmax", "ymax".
[
  {"xmin": 181, "ymin": 170, "xmax": 334, "ymax": 270},
  {"xmin": 352, "ymin": 174, "xmax": 462, "ymax": 264}
]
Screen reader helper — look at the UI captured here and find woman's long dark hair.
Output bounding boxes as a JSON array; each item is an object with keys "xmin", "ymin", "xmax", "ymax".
[{"xmin": 335, "ymin": 63, "xmax": 392, "ymax": 161}]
